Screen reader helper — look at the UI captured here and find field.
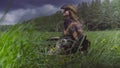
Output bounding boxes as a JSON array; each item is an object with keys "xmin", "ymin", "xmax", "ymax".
[{"xmin": 0, "ymin": 25, "xmax": 120, "ymax": 68}]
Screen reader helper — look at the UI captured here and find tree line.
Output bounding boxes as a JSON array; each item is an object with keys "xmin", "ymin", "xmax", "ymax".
[{"xmin": 78, "ymin": 0, "xmax": 120, "ymax": 30}]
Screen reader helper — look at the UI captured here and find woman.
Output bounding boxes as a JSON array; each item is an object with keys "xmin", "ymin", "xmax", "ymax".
[
  {"xmin": 61, "ymin": 4, "xmax": 83, "ymax": 40},
  {"xmin": 60, "ymin": 4, "xmax": 90, "ymax": 54},
  {"xmin": 48, "ymin": 4, "xmax": 90, "ymax": 55}
]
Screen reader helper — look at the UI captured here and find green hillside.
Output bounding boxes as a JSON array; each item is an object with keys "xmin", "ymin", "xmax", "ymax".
[{"xmin": 25, "ymin": 11, "xmax": 64, "ymax": 32}]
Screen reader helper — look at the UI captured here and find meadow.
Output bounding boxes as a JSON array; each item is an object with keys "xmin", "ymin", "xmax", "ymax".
[{"xmin": 0, "ymin": 25, "xmax": 120, "ymax": 68}]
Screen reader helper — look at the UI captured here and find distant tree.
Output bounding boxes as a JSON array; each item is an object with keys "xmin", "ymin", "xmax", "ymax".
[
  {"xmin": 111, "ymin": 0, "xmax": 120, "ymax": 28},
  {"xmin": 78, "ymin": 0, "xmax": 120, "ymax": 30},
  {"xmin": 78, "ymin": 0, "xmax": 102, "ymax": 30},
  {"xmin": 78, "ymin": 2, "xmax": 89, "ymax": 30},
  {"xmin": 99, "ymin": 0, "xmax": 116, "ymax": 30},
  {"xmin": 88, "ymin": 0, "xmax": 102, "ymax": 30}
]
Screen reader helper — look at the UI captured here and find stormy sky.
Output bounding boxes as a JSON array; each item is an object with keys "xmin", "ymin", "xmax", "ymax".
[{"xmin": 0, "ymin": 0, "xmax": 108, "ymax": 25}]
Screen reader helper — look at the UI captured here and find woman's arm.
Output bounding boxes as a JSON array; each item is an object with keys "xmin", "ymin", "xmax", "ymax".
[
  {"xmin": 72, "ymin": 31, "xmax": 79, "ymax": 40},
  {"xmin": 71, "ymin": 23, "xmax": 83, "ymax": 41},
  {"xmin": 64, "ymin": 22, "xmax": 83, "ymax": 40},
  {"xmin": 63, "ymin": 23, "xmax": 76, "ymax": 35}
]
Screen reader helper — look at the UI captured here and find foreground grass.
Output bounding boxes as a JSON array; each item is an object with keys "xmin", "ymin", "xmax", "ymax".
[{"xmin": 0, "ymin": 26, "xmax": 120, "ymax": 68}]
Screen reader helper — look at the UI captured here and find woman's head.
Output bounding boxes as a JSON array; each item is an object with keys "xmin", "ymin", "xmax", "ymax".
[
  {"xmin": 61, "ymin": 4, "xmax": 79, "ymax": 21},
  {"xmin": 62, "ymin": 9, "xmax": 70, "ymax": 17},
  {"xmin": 61, "ymin": 4, "xmax": 78, "ymax": 14}
]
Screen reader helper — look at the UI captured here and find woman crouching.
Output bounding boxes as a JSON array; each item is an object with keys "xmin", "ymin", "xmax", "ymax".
[{"xmin": 48, "ymin": 4, "xmax": 90, "ymax": 55}]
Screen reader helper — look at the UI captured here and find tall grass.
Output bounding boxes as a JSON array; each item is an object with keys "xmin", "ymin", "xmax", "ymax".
[
  {"xmin": 0, "ymin": 24, "xmax": 120, "ymax": 68},
  {"xmin": 20, "ymin": 30, "xmax": 120, "ymax": 68},
  {"xmin": 0, "ymin": 26, "xmax": 22, "ymax": 68},
  {"xmin": 0, "ymin": 24, "xmax": 35, "ymax": 68}
]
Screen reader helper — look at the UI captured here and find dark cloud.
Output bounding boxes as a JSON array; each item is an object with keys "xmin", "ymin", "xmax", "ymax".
[
  {"xmin": 0, "ymin": 0, "xmax": 84, "ymax": 11},
  {"xmin": 0, "ymin": 4, "xmax": 59, "ymax": 25},
  {"xmin": 0, "ymin": 0, "xmax": 91, "ymax": 25}
]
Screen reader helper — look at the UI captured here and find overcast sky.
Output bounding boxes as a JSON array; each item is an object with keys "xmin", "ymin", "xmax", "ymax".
[{"xmin": 0, "ymin": 0, "xmax": 110, "ymax": 25}]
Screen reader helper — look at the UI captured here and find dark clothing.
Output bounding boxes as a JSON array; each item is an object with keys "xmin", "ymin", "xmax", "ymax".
[
  {"xmin": 64, "ymin": 18, "xmax": 73, "ymax": 30},
  {"xmin": 63, "ymin": 18, "xmax": 75, "ymax": 40},
  {"xmin": 70, "ymin": 35, "xmax": 90, "ymax": 54},
  {"xmin": 63, "ymin": 18, "xmax": 83, "ymax": 40},
  {"xmin": 61, "ymin": 35, "xmax": 90, "ymax": 55},
  {"xmin": 62, "ymin": 18, "xmax": 90, "ymax": 54}
]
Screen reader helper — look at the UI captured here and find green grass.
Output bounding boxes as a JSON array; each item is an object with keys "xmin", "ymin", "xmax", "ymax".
[{"xmin": 0, "ymin": 25, "xmax": 120, "ymax": 68}]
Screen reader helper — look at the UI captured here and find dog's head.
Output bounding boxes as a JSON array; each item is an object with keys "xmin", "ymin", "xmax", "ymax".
[{"xmin": 56, "ymin": 38, "xmax": 73, "ymax": 47}]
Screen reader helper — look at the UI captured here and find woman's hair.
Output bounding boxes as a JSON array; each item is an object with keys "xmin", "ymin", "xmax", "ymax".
[{"xmin": 69, "ymin": 10, "xmax": 83, "ymax": 24}]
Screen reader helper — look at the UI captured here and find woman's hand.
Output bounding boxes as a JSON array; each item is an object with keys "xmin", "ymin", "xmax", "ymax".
[
  {"xmin": 64, "ymin": 30, "xmax": 68, "ymax": 35},
  {"xmin": 73, "ymin": 32, "xmax": 79, "ymax": 41}
]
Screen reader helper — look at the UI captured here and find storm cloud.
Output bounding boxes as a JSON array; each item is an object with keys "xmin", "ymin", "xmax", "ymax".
[
  {"xmin": 0, "ymin": 0, "xmax": 112, "ymax": 25},
  {"xmin": 0, "ymin": 4, "xmax": 59, "ymax": 25}
]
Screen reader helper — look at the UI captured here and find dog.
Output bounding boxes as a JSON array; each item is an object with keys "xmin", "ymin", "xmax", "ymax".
[{"xmin": 48, "ymin": 36, "xmax": 90, "ymax": 55}]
